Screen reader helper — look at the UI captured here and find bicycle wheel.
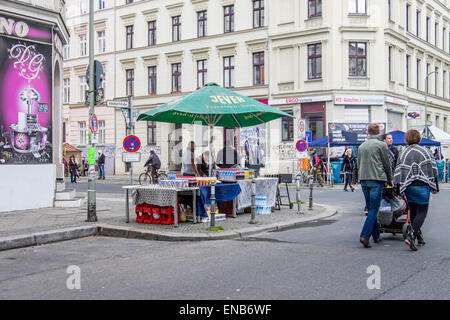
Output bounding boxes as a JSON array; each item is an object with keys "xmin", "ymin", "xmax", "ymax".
[
  {"xmin": 156, "ymin": 172, "xmax": 167, "ymax": 183},
  {"xmin": 139, "ymin": 173, "xmax": 152, "ymax": 185}
]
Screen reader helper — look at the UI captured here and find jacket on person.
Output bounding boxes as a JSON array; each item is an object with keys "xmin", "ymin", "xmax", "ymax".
[
  {"xmin": 144, "ymin": 153, "xmax": 161, "ymax": 169},
  {"xmin": 357, "ymin": 135, "xmax": 392, "ymax": 182},
  {"xmin": 98, "ymin": 154, "xmax": 105, "ymax": 165},
  {"xmin": 69, "ymin": 160, "xmax": 78, "ymax": 173},
  {"xmin": 387, "ymin": 145, "xmax": 399, "ymax": 170},
  {"xmin": 341, "ymin": 155, "xmax": 355, "ymax": 173},
  {"xmin": 311, "ymin": 153, "xmax": 321, "ymax": 168}
]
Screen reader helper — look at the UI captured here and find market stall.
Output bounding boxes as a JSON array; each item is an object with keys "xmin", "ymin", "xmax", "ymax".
[{"xmin": 136, "ymin": 83, "xmax": 293, "ymax": 227}]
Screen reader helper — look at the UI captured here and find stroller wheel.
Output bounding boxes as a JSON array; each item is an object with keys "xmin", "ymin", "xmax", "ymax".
[{"xmin": 402, "ymin": 224, "xmax": 412, "ymax": 240}]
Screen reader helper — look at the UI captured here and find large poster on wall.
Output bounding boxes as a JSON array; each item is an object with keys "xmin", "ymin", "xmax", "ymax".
[
  {"xmin": 240, "ymin": 125, "xmax": 265, "ymax": 168},
  {"xmin": 328, "ymin": 123, "xmax": 386, "ymax": 145},
  {"xmin": 0, "ymin": 14, "xmax": 53, "ymax": 164}
]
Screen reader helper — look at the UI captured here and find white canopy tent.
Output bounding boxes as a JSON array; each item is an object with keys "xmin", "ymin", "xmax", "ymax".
[{"xmin": 412, "ymin": 126, "xmax": 450, "ymax": 145}]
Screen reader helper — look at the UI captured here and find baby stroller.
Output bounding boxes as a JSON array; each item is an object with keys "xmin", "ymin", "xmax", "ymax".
[{"xmin": 378, "ymin": 186, "xmax": 412, "ymax": 239}]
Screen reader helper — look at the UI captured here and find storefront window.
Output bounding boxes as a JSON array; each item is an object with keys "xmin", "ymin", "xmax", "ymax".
[{"xmin": 282, "ymin": 111, "xmax": 294, "ymax": 141}]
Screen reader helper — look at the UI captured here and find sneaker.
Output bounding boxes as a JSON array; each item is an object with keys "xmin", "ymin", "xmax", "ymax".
[
  {"xmin": 373, "ymin": 237, "xmax": 382, "ymax": 243},
  {"xmin": 416, "ymin": 232, "xmax": 426, "ymax": 246},
  {"xmin": 351, "ymin": 188, "xmax": 355, "ymax": 192},
  {"xmin": 344, "ymin": 188, "xmax": 348, "ymax": 192},
  {"xmin": 360, "ymin": 237, "xmax": 371, "ymax": 248},
  {"xmin": 404, "ymin": 234, "xmax": 418, "ymax": 251}
]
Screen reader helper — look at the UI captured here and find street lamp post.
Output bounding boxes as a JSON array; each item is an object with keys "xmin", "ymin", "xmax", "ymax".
[{"xmin": 424, "ymin": 70, "xmax": 438, "ymax": 139}]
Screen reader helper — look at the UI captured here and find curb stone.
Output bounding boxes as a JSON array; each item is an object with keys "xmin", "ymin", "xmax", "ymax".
[{"xmin": 0, "ymin": 205, "xmax": 337, "ymax": 251}]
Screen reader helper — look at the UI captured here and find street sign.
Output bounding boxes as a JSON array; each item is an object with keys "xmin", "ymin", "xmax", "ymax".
[
  {"xmin": 122, "ymin": 152, "xmax": 141, "ymax": 163},
  {"xmin": 305, "ymin": 131, "xmax": 312, "ymax": 143},
  {"xmin": 299, "ymin": 119, "xmax": 306, "ymax": 136},
  {"xmin": 123, "ymin": 135, "xmax": 141, "ymax": 153},
  {"xmin": 297, "ymin": 151, "xmax": 309, "ymax": 159},
  {"xmin": 296, "ymin": 139, "xmax": 308, "ymax": 153},
  {"xmin": 90, "ymin": 114, "xmax": 98, "ymax": 133},
  {"xmin": 106, "ymin": 99, "xmax": 129, "ymax": 108}
]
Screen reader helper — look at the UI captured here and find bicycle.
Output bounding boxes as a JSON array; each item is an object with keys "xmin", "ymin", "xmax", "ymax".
[{"xmin": 139, "ymin": 165, "xmax": 167, "ymax": 185}]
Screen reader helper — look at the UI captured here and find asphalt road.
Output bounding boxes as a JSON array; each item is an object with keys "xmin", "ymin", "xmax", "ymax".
[{"xmin": 1, "ymin": 188, "xmax": 450, "ymax": 300}]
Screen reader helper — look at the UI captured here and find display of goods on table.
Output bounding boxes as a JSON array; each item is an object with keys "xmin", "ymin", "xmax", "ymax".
[
  {"xmin": 158, "ymin": 179, "xmax": 190, "ymax": 188},
  {"xmin": 255, "ymin": 196, "xmax": 271, "ymax": 215},
  {"xmin": 135, "ymin": 203, "xmax": 182, "ymax": 225},
  {"xmin": 216, "ymin": 169, "xmax": 255, "ymax": 181},
  {"xmin": 196, "ymin": 177, "xmax": 218, "ymax": 186}
]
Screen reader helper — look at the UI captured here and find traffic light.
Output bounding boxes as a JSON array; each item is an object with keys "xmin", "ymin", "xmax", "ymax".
[{"xmin": 86, "ymin": 60, "xmax": 104, "ymax": 91}]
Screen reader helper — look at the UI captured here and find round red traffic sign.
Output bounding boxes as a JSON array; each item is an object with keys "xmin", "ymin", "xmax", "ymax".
[
  {"xmin": 123, "ymin": 135, "xmax": 141, "ymax": 152},
  {"xmin": 90, "ymin": 114, "xmax": 98, "ymax": 133},
  {"xmin": 296, "ymin": 139, "xmax": 308, "ymax": 152}
]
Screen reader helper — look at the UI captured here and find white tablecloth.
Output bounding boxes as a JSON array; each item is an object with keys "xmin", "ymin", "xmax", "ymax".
[{"xmin": 236, "ymin": 178, "xmax": 278, "ymax": 210}]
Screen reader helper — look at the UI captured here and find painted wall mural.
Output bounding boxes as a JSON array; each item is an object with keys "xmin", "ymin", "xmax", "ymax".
[{"xmin": 0, "ymin": 14, "xmax": 53, "ymax": 164}]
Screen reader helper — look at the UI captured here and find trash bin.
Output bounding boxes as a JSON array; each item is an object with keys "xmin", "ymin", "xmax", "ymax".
[
  {"xmin": 331, "ymin": 160, "xmax": 343, "ymax": 184},
  {"xmin": 436, "ymin": 160, "xmax": 445, "ymax": 181}
]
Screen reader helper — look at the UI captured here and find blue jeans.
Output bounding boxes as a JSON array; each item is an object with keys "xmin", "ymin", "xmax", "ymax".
[
  {"xmin": 70, "ymin": 171, "xmax": 77, "ymax": 183},
  {"xmin": 360, "ymin": 180, "xmax": 384, "ymax": 240},
  {"xmin": 98, "ymin": 164, "xmax": 105, "ymax": 179}
]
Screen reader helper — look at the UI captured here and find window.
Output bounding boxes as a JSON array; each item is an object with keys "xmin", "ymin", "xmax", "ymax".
[
  {"xmin": 308, "ymin": 43, "xmax": 322, "ymax": 80},
  {"xmin": 348, "ymin": 0, "xmax": 366, "ymax": 14},
  {"xmin": 147, "ymin": 121, "xmax": 156, "ymax": 145},
  {"xmin": 349, "ymin": 42, "xmax": 367, "ymax": 77},
  {"xmin": 98, "ymin": 120, "xmax": 105, "ymax": 144},
  {"xmin": 416, "ymin": 59, "xmax": 420, "ymax": 90},
  {"xmin": 97, "ymin": 31, "xmax": 105, "ymax": 53},
  {"xmin": 426, "ymin": 17, "xmax": 430, "ymax": 42},
  {"xmin": 406, "ymin": 55, "xmax": 410, "ymax": 88},
  {"xmin": 282, "ymin": 110, "xmax": 294, "ymax": 142},
  {"xmin": 435, "ymin": 67, "xmax": 438, "ymax": 95},
  {"xmin": 80, "ymin": 0, "xmax": 87, "ymax": 14},
  {"xmin": 63, "ymin": 122, "xmax": 66, "ymax": 143},
  {"xmin": 126, "ymin": 25, "xmax": 134, "ymax": 49},
  {"xmin": 443, "ymin": 27, "xmax": 446, "ymax": 51},
  {"xmin": 253, "ymin": 52, "xmax": 265, "ymax": 85},
  {"xmin": 224, "ymin": 5, "xmax": 234, "ymax": 33},
  {"xmin": 80, "ymin": 35, "xmax": 87, "ymax": 56},
  {"xmin": 416, "ymin": 10, "xmax": 420, "ymax": 37},
  {"xmin": 426, "ymin": 63, "xmax": 430, "ymax": 93},
  {"xmin": 388, "ymin": 0, "xmax": 391, "ymax": 21},
  {"xmin": 197, "ymin": 60, "xmax": 207, "ymax": 88},
  {"xmin": 197, "ymin": 11, "xmax": 207, "ymax": 37},
  {"xmin": 79, "ymin": 122, "xmax": 86, "ymax": 145},
  {"xmin": 388, "ymin": 46, "xmax": 392, "ymax": 81},
  {"xmin": 148, "ymin": 66, "xmax": 157, "ymax": 95},
  {"xmin": 63, "ymin": 41, "xmax": 69, "ymax": 60},
  {"xmin": 148, "ymin": 21, "xmax": 156, "ymax": 45},
  {"xmin": 98, "ymin": 0, "xmax": 105, "ymax": 10},
  {"xmin": 126, "ymin": 69, "xmax": 134, "ymax": 96},
  {"xmin": 79, "ymin": 76, "xmax": 87, "ymax": 102},
  {"xmin": 435, "ymin": 23, "xmax": 438, "ymax": 46},
  {"xmin": 63, "ymin": 78, "xmax": 70, "ymax": 104},
  {"xmin": 406, "ymin": 4, "xmax": 410, "ymax": 31},
  {"xmin": 223, "ymin": 56, "xmax": 234, "ymax": 88},
  {"xmin": 443, "ymin": 70, "xmax": 446, "ymax": 98},
  {"xmin": 172, "ymin": 63, "xmax": 181, "ymax": 93},
  {"xmin": 253, "ymin": 0, "xmax": 264, "ymax": 27},
  {"xmin": 172, "ymin": 16, "xmax": 181, "ymax": 42}
]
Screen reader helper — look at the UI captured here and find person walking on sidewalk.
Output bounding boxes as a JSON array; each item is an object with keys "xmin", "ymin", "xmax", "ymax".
[
  {"xmin": 394, "ymin": 129, "xmax": 439, "ymax": 251},
  {"xmin": 358, "ymin": 123, "xmax": 393, "ymax": 248},
  {"xmin": 341, "ymin": 149, "xmax": 355, "ymax": 192},
  {"xmin": 69, "ymin": 155, "xmax": 79, "ymax": 184},
  {"xmin": 97, "ymin": 151, "xmax": 105, "ymax": 180},
  {"xmin": 310, "ymin": 148, "xmax": 324, "ymax": 187}
]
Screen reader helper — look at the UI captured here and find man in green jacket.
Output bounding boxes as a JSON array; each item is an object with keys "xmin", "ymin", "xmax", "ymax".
[{"xmin": 358, "ymin": 123, "xmax": 392, "ymax": 248}]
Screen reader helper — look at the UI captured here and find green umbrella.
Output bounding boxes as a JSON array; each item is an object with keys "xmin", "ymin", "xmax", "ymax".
[
  {"xmin": 137, "ymin": 83, "xmax": 292, "ymax": 127},
  {"xmin": 137, "ymin": 82, "xmax": 294, "ymax": 227}
]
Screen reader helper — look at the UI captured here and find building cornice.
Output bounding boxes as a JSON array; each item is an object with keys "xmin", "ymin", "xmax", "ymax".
[
  {"xmin": 270, "ymin": 27, "xmax": 331, "ymax": 41},
  {"xmin": 384, "ymin": 28, "xmax": 410, "ymax": 43}
]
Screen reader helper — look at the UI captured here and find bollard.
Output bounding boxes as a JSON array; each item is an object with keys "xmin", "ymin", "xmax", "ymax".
[
  {"xmin": 210, "ymin": 182, "xmax": 216, "ymax": 227},
  {"xmin": 296, "ymin": 176, "xmax": 304, "ymax": 215},
  {"xmin": 309, "ymin": 176, "xmax": 313, "ymax": 210},
  {"xmin": 446, "ymin": 159, "xmax": 449, "ymax": 183},
  {"xmin": 249, "ymin": 178, "xmax": 257, "ymax": 224}
]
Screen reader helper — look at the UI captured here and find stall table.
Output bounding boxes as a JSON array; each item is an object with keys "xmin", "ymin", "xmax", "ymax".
[
  {"xmin": 122, "ymin": 185, "xmax": 199, "ymax": 227},
  {"xmin": 236, "ymin": 178, "xmax": 278, "ymax": 211}
]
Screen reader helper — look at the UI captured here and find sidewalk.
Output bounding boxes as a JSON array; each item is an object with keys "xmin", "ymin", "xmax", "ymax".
[{"xmin": 0, "ymin": 192, "xmax": 336, "ymax": 250}]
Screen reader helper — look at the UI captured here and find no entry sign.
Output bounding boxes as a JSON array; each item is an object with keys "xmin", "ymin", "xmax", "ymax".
[
  {"xmin": 296, "ymin": 139, "xmax": 308, "ymax": 152},
  {"xmin": 123, "ymin": 135, "xmax": 141, "ymax": 153}
]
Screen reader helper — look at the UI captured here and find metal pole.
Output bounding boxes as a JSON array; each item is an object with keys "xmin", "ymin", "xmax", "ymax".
[
  {"xmin": 210, "ymin": 181, "xmax": 216, "ymax": 227},
  {"xmin": 249, "ymin": 178, "xmax": 257, "ymax": 224},
  {"xmin": 86, "ymin": 0, "xmax": 97, "ymax": 222},
  {"xmin": 308, "ymin": 176, "xmax": 313, "ymax": 210},
  {"xmin": 296, "ymin": 176, "xmax": 303, "ymax": 215},
  {"xmin": 129, "ymin": 96, "xmax": 134, "ymax": 185},
  {"xmin": 424, "ymin": 70, "xmax": 438, "ymax": 139}
]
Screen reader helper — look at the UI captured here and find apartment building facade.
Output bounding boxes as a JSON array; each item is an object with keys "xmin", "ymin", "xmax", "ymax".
[
  {"xmin": 63, "ymin": 0, "xmax": 116, "ymax": 175},
  {"xmin": 64, "ymin": 0, "xmax": 450, "ymax": 175}
]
